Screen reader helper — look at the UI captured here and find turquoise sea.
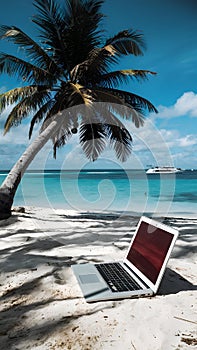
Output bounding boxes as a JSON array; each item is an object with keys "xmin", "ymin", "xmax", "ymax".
[{"xmin": 0, "ymin": 169, "xmax": 197, "ymax": 216}]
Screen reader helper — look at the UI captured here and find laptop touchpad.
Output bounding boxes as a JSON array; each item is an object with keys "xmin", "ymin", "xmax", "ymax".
[{"xmin": 79, "ymin": 274, "xmax": 100, "ymax": 284}]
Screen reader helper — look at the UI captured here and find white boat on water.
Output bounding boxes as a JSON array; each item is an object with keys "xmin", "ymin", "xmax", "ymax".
[{"xmin": 146, "ymin": 166, "xmax": 183, "ymax": 174}]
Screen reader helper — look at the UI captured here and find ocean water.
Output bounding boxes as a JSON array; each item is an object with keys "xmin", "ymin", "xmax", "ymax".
[{"xmin": 0, "ymin": 169, "xmax": 197, "ymax": 216}]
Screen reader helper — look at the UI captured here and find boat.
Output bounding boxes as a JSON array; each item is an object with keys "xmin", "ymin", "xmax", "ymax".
[{"xmin": 146, "ymin": 166, "xmax": 183, "ymax": 174}]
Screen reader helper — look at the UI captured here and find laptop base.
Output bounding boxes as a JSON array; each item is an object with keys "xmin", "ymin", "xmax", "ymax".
[{"xmin": 72, "ymin": 263, "xmax": 153, "ymax": 302}]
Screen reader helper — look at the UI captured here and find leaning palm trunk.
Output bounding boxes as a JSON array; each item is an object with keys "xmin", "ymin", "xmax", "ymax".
[{"xmin": 0, "ymin": 119, "xmax": 60, "ymax": 220}]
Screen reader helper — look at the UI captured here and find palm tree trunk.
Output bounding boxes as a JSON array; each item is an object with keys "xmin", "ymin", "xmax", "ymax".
[{"xmin": 0, "ymin": 119, "xmax": 59, "ymax": 220}]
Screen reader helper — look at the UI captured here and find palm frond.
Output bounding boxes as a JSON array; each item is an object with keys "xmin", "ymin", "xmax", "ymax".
[
  {"xmin": 97, "ymin": 87, "xmax": 157, "ymax": 115},
  {"xmin": 32, "ymin": 0, "xmax": 68, "ymax": 66},
  {"xmin": 80, "ymin": 107, "xmax": 133, "ymax": 162},
  {"xmin": 94, "ymin": 106, "xmax": 131, "ymax": 130},
  {"xmin": 29, "ymin": 99, "xmax": 55, "ymax": 138},
  {"xmin": 0, "ymin": 85, "xmax": 50, "ymax": 112},
  {"xmin": 63, "ymin": 0, "xmax": 105, "ymax": 62},
  {"xmin": 79, "ymin": 122, "xmax": 107, "ymax": 161},
  {"xmin": 53, "ymin": 131, "xmax": 72, "ymax": 159},
  {"xmin": 0, "ymin": 25, "xmax": 60, "ymax": 75},
  {"xmin": 90, "ymin": 89, "xmax": 145, "ymax": 127},
  {"xmin": 44, "ymin": 104, "xmax": 79, "ymax": 158},
  {"xmin": 0, "ymin": 53, "xmax": 56, "ymax": 84},
  {"xmin": 92, "ymin": 88, "xmax": 126, "ymax": 106},
  {"xmin": 65, "ymin": 0, "xmax": 104, "ymax": 34},
  {"xmin": 70, "ymin": 45, "xmax": 117, "ymax": 85},
  {"xmin": 3, "ymin": 89, "xmax": 51, "ymax": 134},
  {"xmin": 69, "ymin": 83, "xmax": 94, "ymax": 106},
  {"xmin": 97, "ymin": 69, "xmax": 157, "ymax": 88},
  {"xmin": 104, "ymin": 123, "xmax": 132, "ymax": 162},
  {"xmin": 105, "ymin": 29, "xmax": 146, "ymax": 56},
  {"xmin": 39, "ymin": 101, "xmax": 64, "ymax": 133},
  {"xmin": 40, "ymin": 98, "xmax": 79, "ymax": 135},
  {"xmin": 32, "ymin": 0, "xmax": 104, "ymax": 71}
]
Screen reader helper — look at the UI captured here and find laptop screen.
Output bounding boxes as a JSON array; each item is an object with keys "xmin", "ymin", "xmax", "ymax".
[{"xmin": 126, "ymin": 221, "xmax": 174, "ymax": 284}]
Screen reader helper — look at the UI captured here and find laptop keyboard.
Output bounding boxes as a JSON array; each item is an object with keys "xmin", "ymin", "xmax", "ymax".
[{"xmin": 96, "ymin": 262, "xmax": 142, "ymax": 293}]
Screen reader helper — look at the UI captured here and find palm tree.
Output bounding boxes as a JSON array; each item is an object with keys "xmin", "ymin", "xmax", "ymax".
[{"xmin": 0, "ymin": 0, "xmax": 157, "ymax": 220}]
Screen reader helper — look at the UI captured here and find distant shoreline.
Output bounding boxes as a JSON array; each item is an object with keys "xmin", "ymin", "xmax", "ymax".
[
  {"xmin": 1, "ymin": 168, "xmax": 197, "ymax": 173},
  {"xmin": 11, "ymin": 205, "xmax": 197, "ymax": 220}
]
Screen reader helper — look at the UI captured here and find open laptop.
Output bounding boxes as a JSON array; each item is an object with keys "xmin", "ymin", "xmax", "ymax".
[{"xmin": 72, "ymin": 216, "xmax": 179, "ymax": 302}]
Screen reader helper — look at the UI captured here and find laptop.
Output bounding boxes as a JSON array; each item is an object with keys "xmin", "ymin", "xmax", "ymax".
[{"xmin": 72, "ymin": 216, "xmax": 179, "ymax": 302}]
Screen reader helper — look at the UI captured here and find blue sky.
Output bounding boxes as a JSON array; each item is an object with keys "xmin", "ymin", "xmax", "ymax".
[{"xmin": 0, "ymin": 0, "xmax": 197, "ymax": 170}]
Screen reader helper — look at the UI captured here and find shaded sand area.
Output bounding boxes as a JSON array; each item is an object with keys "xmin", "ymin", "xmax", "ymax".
[{"xmin": 0, "ymin": 207, "xmax": 196, "ymax": 349}]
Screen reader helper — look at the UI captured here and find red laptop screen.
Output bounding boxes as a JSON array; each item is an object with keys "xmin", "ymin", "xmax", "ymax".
[{"xmin": 126, "ymin": 221, "xmax": 173, "ymax": 284}]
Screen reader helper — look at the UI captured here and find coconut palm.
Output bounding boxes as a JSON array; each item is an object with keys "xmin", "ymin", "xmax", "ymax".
[{"xmin": 0, "ymin": 0, "xmax": 157, "ymax": 219}]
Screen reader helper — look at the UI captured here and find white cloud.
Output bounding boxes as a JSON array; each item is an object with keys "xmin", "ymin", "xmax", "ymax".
[
  {"xmin": 126, "ymin": 119, "xmax": 197, "ymax": 168},
  {"xmin": 178, "ymin": 135, "xmax": 196, "ymax": 147},
  {"xmin": 158, "ymin": 129, "xmax": 194, "ymax": 149},
  {"xmin": 0, "ymin": 123, "xmax": 29, "ymax": 145},
  {"xmin": 157, "ymin": 91, "xmax": 197, "ymax": 118}
]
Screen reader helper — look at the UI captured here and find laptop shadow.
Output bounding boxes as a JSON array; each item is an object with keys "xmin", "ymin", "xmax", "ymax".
[{"xmin": 158, "ymin": 267, "xmax": 197, "ymax": 295}]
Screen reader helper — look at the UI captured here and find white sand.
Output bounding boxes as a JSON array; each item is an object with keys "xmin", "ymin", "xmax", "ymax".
[{"xmin": 0, "ymin": 206, "xmax": 196, "ymax": 350}]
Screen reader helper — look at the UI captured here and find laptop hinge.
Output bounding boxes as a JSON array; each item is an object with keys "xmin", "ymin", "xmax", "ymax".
[{"xmin": 123, "ymin": 262, "xmax": 149, "ymax": 289}]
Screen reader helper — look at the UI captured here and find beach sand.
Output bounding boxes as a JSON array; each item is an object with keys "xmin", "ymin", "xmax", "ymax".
[{"xmin": 0, "ymin": 206, "xmax": 196, "ymax": 349}]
